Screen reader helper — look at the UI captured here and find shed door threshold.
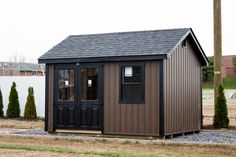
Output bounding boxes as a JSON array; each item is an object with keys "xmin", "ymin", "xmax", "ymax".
[{"xmin": 55, "ymin": 129, "xmax": 102, "ymax": 134}]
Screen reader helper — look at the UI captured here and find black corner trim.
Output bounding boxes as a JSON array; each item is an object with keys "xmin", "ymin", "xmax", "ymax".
[
  {"xmin": 200, "ymin": 67, "xmax": 203, "ymax": 129},
  {"xmin": 159, "ymin": 60, "xmax": 165, "ymax": 136},
  {"xmin": 44, "ymin": 65, "xmax": 49, "ymax": 131}
]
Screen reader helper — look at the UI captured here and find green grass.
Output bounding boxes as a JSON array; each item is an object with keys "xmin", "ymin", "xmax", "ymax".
[
  {"xmin": 84, "ymin": 151, "xmax": 224, "ymax": 157},
  {"xmin": 84, "ymin": 151, "xmax": 161, "ymax": 157},
  {"xmin": 223, "ymin": 77, "xmax": 236, "ymax": 89},
  {"xmin": 203, "ymin": 77, "xmax": 236, "ymax": 89},
  {"xmin": 202, "ymin": 81, "xmax": 214, "ymax": 89},
  {"xmin": 0, "ymin": 143, "xmax": 76, "ymax": 154},
  {"xmin": 121, "ymin": 140, "xmax": 133, "ymax": 145},
  {"xmin": 0, "ymin": 141, "xmax": 231, "ymax": 157},
  {"xmin": 0, "ymin": 143, "xmax": 161, "ymax": 157}
]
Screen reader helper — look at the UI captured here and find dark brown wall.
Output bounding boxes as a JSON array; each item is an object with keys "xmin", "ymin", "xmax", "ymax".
[
  {"xmin": 163, "ymin": 39, "xmax": 202, "ymax": 135},
  {"xmin": 104, "ymin": 61, "xmax": 160, "ymax": 136},
  {"xmin": 47, "ymin": 65, "xmax": 54, "ymax": 132}
]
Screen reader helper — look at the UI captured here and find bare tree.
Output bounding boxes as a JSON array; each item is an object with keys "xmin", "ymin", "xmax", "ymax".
[
  {"xmin": 9, "ymin": 53, "xmax": 26, "ymax": 63},
  {"xmin": 12, "ymin": 53, "xmax": 18, "ymax": 63},
  {"xmin": 19, "ymin": 56, "xmax": 26, "ymax": 63}
]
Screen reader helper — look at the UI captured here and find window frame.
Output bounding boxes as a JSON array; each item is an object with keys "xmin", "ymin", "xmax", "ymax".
[
  {"xmin": 78, "ymin": 63, "xmax": 104, "ymax": 105},
  {"xmin": 119, "ymin": 63, "xmax": 145, "ymax": 104},
  {"xmin": 54, "ymin": 64, "xmax": 76, "ymax": 104},
  {"xmin": 80, "ymin": 67, "xmax": 99, "ymax": 102}
]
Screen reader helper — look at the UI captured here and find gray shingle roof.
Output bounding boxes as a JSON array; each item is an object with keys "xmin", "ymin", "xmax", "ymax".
[{"xmin": 38, "ymin": 28, "xmax": 191, "ymax": 61}]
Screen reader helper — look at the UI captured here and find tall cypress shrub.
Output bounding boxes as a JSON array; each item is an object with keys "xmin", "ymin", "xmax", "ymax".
[
  {"xmin": 6, "ymin": 82, "xmax": 20, "ymax": 118},
  {"xmin": 24, "ymin": 87, "xmax": 37, "ymax": 119},
  {"xmin": 0, "ymin": 87, "xmax": 4, "ymax": 117},
  {"xmin": 213, "ymin": 84, "xmax": 229, "ymax": 128}
]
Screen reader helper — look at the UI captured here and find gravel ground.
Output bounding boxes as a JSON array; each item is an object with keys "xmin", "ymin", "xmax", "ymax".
[
  {"xmin": 166, "ymin": 131, "xmax": 236, "ymax": 144},
  {"xmin": 0, "ymin": 128, "xmax": 236, "ymax": 145}
]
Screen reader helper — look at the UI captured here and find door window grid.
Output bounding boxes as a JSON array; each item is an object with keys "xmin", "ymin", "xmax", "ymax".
[{"xmin": 57, "ymin": 69, "xmax": 75, "ymax": 101}]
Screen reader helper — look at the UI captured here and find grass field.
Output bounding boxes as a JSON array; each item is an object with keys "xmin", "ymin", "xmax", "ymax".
[
  {"xmin": 0, "ymin": 135, "xmax": 235, "ymax": 157},
  {"xmin": 0, "ymin": 118, "xmax": 44, "ymax": 129},
  {"xmin": 203, "ymin": 77, "xmax": 236, "ymax": 89}
]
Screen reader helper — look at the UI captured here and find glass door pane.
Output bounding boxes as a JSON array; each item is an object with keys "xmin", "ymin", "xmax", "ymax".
[
  {"xmin": 57, "ymin": 69, "xmax": 75, "ymax": 101},
  {"xmin": 81, "ymin": 68, "xmax": 98, "ymax": 101}
]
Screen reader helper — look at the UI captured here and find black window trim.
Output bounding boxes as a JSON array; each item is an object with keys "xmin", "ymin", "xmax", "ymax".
[
  {"xmin": 54, "ymin": 64, "xmax": 77, "ymax": 104},
  {"xmin": 119, "ymin": 63, "xmax": 145, "ymax": 104}
]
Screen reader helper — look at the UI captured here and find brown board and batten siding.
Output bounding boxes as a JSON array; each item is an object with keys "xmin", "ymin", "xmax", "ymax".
[
  {"xmin": 104, "ymin": 61, "xmax": 160, "ymax": 136},
  {"xmin": 163, "ymin": 39, "xmax": 201, "ymax": 135}
]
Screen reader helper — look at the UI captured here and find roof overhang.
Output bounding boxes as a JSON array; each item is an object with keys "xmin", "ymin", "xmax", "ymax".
[
  {"xmin": 168, "ymin": 28, "xmax": 209, "ymax": 66},
  {"xmin": 189, "ymin": 29, "xmax": 209, "ymax": 66},
  {"xmin": 38, "ymin": 54, "xmax": 168, "ymax": 64}
]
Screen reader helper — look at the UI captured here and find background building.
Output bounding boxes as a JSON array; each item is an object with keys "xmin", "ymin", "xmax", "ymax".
[
  {"xmin": 0, "ymin": 62, "xmax": 45, "ymax": 76},
  {"xmin": 222, "ymin": 55, "xmax": 236, "ymax": 78}
]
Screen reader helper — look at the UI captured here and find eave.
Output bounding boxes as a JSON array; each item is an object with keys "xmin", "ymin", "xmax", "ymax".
[{"xmin": 38, "ymin": 54, "xmax": 168, "ymax": 64}]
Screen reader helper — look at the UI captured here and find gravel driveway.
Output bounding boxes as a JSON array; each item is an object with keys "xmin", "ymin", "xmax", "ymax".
[{"xmin": 0, "ymin": 128, "xmax": 236, "ymax": 145}]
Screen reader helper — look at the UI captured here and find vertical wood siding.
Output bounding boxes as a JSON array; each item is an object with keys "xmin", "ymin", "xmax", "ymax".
[
  {"xmin": 164, "ymin": 39, "xmax": 202, "ymax": 135},
  {"xmin": 47, "ymin": 65, "xmax": 54, "ymax": 132},
  {"xmin": 104, "ymin": 61, "xmax": 160, "ymax": 136}
]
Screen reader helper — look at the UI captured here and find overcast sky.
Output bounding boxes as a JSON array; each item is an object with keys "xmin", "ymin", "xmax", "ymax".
[{"xmin": 0, "ymin": 0, "xmax": 235, "ymax": 63}]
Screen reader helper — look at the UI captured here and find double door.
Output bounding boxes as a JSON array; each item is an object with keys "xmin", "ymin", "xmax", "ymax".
[{"xmin": 54, "ymin": 63, "xmax": 103, "ymax": 130}]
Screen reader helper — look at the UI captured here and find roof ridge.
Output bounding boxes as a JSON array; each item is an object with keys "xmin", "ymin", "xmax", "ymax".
[{"xmin": 69, "ymin": 28, "xmax": 191, "ymax": 37}]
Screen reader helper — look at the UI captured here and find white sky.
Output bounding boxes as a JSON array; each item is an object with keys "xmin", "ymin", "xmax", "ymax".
[{"xmin": 0, "ymin": 0, "xmax": 235, "ymax": 63}]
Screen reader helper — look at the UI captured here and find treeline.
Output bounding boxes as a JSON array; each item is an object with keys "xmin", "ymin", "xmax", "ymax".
[{"xmin": 202, "ymin": 56, "xmax": 214, "ymax": 81}]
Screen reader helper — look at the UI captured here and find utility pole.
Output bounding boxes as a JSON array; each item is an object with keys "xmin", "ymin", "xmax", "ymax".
[{"xmin": 213, "ymin": 0, "xmax": 222, "ymax": 108}]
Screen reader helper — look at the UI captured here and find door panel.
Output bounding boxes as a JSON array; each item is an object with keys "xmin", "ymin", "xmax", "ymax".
[
  {"xmin": 55, "ymin": 105, "xmax": 76, "ymax": 129},
  {"xmin": 80, "ymin": 107, "xmax": 87, "ymax": 127},
  {"xmin": 54, "ymin": 65, "xmax": 77, "ymax": 130},
  {"xmin": 56, "ymin": 107, "xmax": 65, "ymax": 128},
  {"xmin": 54, "ymin": 64, "xmax": 103, "ymax": 131},
  {"xmin": 67, "ymin": 107, "xmax": 75, "ymax": 127},
  {"xmin": 92, "ymin": 108, "xmax": 98, "ymax": 126},
  {"xmin": 78, "ymin": 64, "xmax": 103, "ymax": 130},
  {"xmin": 78, "ymin": 106, "xmax": 101, "ymax": 129}
]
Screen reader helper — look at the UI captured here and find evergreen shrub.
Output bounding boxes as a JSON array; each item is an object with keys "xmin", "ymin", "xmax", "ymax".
[
  {"xmin": 24, "ymin": 87, "xmax": 37, "ymax": 119},
  {"xmin": 6, "ymin": 82, "xmax": 20, "ymax": 118},
  {"xmin": 213, "ymin": 84, "xmax": 229, "ymax": 128}
]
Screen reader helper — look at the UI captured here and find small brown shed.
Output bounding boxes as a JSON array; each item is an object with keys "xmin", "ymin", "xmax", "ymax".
[{"xmin": 38, "ymin": 28, "xmax": 208, "ymax": 136}]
